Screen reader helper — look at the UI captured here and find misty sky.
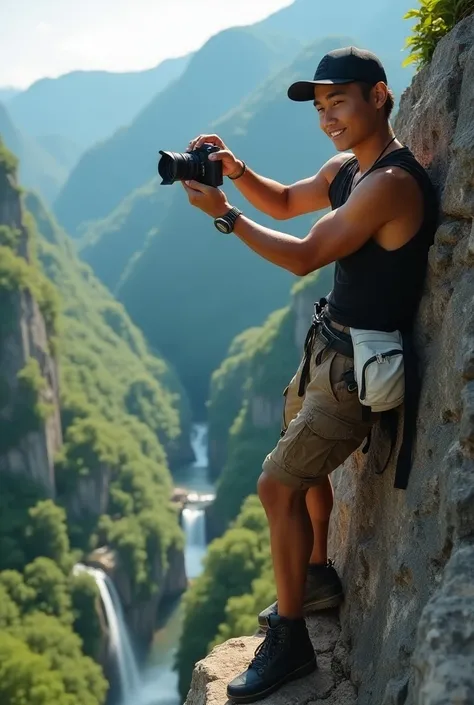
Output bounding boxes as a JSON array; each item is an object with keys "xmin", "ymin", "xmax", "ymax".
[{"xmin": 0, "ymin": 0, "xmax": 294, "ymax": 88}]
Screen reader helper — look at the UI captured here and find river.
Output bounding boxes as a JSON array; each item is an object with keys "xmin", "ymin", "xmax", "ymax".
[{"xmin": 132, "ymin": 422, "xmax": 214, "ymax": 705}]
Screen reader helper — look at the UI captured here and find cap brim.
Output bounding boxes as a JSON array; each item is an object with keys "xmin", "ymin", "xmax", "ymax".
[{"xmin": 287, "ymin": 78, "xmax": 353, "ymax": 102}]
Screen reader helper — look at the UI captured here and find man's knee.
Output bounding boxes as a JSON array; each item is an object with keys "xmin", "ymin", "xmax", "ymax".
[{"xmin": 257, "ymin": 470, "xmax": 304, "ymax": 513}]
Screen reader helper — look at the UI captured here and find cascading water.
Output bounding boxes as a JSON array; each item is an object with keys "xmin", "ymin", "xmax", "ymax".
[
  {"xmin": 191, "ymin": 423, "xmax": 208, "ymax": 468},
  {"xmin": 75, "ymin": 564, "xmax": 140, "ymax": 703},
  {"xmin": 182, "ymin": 506, "xmax": 207, "ymax": 579}
]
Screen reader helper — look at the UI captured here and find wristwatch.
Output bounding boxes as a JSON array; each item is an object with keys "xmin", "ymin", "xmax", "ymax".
[{"xmin": 214, "ymin": 207, "xmax": 242, "ymax": 234}]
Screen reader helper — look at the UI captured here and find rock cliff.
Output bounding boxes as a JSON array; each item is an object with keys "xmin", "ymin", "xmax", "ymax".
[
  {"xmin": 0, "ymin": 149, "xmax": 61, "ymax": 495},
  {"xmin": 185, "ymin": 15, "xmax": 474, "ymax": 705}
]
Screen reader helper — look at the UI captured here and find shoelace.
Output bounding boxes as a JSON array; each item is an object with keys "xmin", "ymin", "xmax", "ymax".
[{"xmin": 250, "ymin": 626, "xmax": 287, "ymax": 675}]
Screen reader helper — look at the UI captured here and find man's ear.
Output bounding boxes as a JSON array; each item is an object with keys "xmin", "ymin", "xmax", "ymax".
[{"xmin": 373, "ymin": 81, "xmax": 389, "ymax": 111}]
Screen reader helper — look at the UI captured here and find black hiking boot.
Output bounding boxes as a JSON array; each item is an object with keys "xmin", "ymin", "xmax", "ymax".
[
  {"xmin": 257, "ymin": 560, "xmax": 343, "ymax": 631},
  {"xmin": 227, "ymin": 614, "xmax": 317, "ymax": 703}
]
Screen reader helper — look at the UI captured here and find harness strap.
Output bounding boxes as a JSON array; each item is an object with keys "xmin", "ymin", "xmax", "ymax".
[
  {"xmin": 298, "ymin": 298, "xmax": 354, "ymax": 398},
  {"xmin": 393, "ymin": 332, "xmax": 420, "ymax": 489}
]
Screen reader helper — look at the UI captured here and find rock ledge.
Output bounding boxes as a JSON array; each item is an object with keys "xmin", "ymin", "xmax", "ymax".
[{"xmin": 185, "ymin": 611, "xmax": 357, "ymax": 705}]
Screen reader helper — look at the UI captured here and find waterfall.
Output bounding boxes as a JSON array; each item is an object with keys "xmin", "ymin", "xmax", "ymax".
[
  {"xmin": 182, "ymin": 506, "xmax": 207, "ymax": 579},
  {"xmin": 75, "ymin": 565, "xmax": 140, "ymax": 703},
  {"xmin": 191, "ymin": 423, "xmax": 208, "ymax": 467}
]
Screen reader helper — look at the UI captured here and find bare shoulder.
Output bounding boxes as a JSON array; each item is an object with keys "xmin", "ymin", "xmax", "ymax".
[
  {"xmin": 321, "ymin": 152, "xmax": 355, "ymax": 185},
  {"xmin": 361, "ymin": 165, "xmax": 422, "ymax": 202}
]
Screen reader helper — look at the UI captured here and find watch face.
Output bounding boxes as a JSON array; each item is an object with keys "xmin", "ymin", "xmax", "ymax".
[{"xmin": 215, "ymin": 218, "xmax": 230, "ymax": 233}]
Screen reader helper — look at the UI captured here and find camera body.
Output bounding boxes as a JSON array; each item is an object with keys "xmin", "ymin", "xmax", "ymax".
[{"xmin": 157, "ymin": 143, "xmax": 223, "ymax": 188}]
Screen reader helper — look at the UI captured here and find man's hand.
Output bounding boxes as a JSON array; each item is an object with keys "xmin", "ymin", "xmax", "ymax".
[
  {"xmin": 182, "ymin": 180, "xmax": 231, "ymax": 218},
  {"xmin": 186, "ymin": 133, "xmax": 244, "ymax": 179}
]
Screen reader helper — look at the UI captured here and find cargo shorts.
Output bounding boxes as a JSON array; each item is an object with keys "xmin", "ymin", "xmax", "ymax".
[{"xmin": 262, "ymin": 326, "xmax": 373, "ymax": 489}]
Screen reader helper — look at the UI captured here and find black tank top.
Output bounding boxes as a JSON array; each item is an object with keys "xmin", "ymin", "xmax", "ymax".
[{"xmin": 326, "ymin": 147, "xmax": 438, "ymax": 332}]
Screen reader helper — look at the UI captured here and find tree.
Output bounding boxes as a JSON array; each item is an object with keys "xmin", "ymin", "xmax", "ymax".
[
  {"xmin": 0, "ymin": 584, "xmax": 20, "ymax": 629},
  {"xmin": 23, "ymin": 558, "xmax": 72, "ymax": 624},
  {"xmin": 0, "ymin": 631, "xmax": 72, "ymax": 705},
  {"xmin": 13, "ymin": 612, "xmax": 108, "ymax": 705},
  {"xmin": 25, "ymin": 501, "xmax": 72, "ymax": 572},
  {"xmin": 69, "ymin": 572, "xmax": 102, "ymax": 659}
]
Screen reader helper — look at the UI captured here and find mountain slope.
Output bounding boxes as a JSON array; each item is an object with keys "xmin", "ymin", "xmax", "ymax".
[
  {"xmin": 0, "ymin": 87, "xmax": 20, "ymax": 103},
  {"xmin": 25, "ymin": 192, "xmax": 193, "ymax": 469},
  {"xmin": 8, "ymin": 56, "xmax": 190, "ymax": 152},
  {"xmin": 78, "ymin": 177, "xmax": 173, "ymax": 293},
  {"xmin": 53, "ymin": 27, "xmax": 303, "ymax": 235},
  {"xmin": 36, "ymin": 134, "xmax": 82, "ymax": 175},
  {"xmin": 0, "ymin": 102, "xmax": 66, "ymax": 203}
]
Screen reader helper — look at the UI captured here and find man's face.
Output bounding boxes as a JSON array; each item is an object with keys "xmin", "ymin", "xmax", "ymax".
[{"xmin": 313, "ymin": 83, "xmax": 377, "ymax": 151}]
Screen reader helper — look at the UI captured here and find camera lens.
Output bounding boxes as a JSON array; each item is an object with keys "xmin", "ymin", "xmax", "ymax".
[{"xmin": 158, "ymin": 151, "xmax": 198, "ymax": 185}]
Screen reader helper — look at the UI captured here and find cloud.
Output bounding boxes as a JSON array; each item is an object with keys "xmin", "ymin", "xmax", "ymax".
[{"xmin": 36, "ymin": 21, "xmax": 53, "ymax": 34}]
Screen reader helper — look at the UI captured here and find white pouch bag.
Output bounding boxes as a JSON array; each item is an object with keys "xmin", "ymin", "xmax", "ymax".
[{"xmin": 349, "ymin": 328, "xmax": 405, "ymax": 412}]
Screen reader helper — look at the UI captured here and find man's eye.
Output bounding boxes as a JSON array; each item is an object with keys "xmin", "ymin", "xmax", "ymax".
[{"xmin": 333, "ymin": 100, "xmax": 342, "ymax": 106}]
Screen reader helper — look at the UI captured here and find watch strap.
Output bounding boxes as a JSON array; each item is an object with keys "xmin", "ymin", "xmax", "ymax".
[
  {"xmin": 214, "ymin": 207, "xmax": 242, "ymax": 233},
  {"xmin": 224, "ymin": 207, "xmax": 242, "ymax": 228}
]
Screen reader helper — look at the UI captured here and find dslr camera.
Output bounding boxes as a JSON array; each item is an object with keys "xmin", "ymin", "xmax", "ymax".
[{"xmin": 157, "ymin": 143, "xmax": 223, "ymax": 188}]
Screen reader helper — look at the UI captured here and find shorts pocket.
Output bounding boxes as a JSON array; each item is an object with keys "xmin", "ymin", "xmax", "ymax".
[
  {"xmin": 281, "ymin": 421, "xmax": 334, "ymax": 478},
  {"xmin": 306, "ymin": 406, "xmax": 357, "ymax": 441},
  {"xmin": 327, "ymin": 351, "xmax": 357, "ymax": 404}
]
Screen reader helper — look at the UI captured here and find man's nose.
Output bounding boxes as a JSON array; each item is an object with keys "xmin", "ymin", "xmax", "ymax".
[{"xmin": 321, "ymin": 110, "xmax": 336, "ymax": 130}]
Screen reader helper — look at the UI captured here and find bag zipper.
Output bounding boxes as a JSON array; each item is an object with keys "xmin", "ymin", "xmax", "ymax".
[{"xmin": 360, "ymin": 349, "xmax": 403, "ymax": 400}]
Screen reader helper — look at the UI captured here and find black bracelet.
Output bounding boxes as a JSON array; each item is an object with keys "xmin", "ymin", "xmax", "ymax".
[{"xmin": 228, "ymin": 161, "xmax": 246, "ymax": 180}]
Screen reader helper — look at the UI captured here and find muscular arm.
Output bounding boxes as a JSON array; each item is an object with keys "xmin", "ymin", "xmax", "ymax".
[
  {"xmin": 232, "ymin": 153, "xmax": 350, "ymax": 220},
  {"xmin": 231, "ymin": 169, "xmax": 410, "ymax": 276}
]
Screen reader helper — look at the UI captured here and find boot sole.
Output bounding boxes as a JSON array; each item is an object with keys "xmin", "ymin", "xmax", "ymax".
[
  {"xmin": 257, "ymin": 592, "xmax": 343, "ymax": 631},
  {"xmin": 227, "ymin": 655, "xmax": 317, "ymax": 704}
]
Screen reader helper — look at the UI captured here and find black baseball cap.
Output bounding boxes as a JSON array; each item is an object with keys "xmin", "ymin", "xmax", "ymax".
[{"xmin": 288, "ymin": 46, "xmax": 388, "ymax": 102}]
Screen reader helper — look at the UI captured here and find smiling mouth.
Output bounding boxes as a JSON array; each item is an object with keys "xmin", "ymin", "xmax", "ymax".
[{"xmin": 329, "ymin": 128, "xmax": 346, "ymax": 139}]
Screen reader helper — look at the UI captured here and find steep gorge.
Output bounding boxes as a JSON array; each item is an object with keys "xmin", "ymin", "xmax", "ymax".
[{"xmin": 0, "ymin": 139, "xmax": 193, "ymax": 702}]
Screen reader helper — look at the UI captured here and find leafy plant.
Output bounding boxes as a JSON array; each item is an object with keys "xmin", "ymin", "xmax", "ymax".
[{"xmin": 403, "ymin": 0, "xmax": 474, "ymax": 67}]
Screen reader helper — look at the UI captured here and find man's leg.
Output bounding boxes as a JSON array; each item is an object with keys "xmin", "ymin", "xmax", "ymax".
[
  {"xmin": 257, "ymin": 471, "xmax": 313, "ymax": 618},
  {"xmin": 306, "ymin": 478, "xmax": 334, "ymax": 565},
  {"xmin": 227, "ymin": 470, "xmax": 317, "ymax": 703}
]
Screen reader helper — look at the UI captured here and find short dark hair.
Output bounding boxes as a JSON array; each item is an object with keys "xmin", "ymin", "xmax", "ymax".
[{"xmin": 357, "ymin": 81, "xmax": 395, "ymax": 118}]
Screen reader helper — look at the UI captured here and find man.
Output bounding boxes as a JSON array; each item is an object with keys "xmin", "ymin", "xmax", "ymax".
[{"xmin": 183, "ymin": 46, "xmax": 438, "ymax": 703}]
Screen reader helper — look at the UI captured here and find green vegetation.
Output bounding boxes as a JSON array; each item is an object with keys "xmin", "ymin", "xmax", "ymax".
[
  {"xmin": 207, "ymin": 327, "xmax": 261, "ymax": 478},
  {"xmin": 25, "ymin": 191, "xmax": 192, "ymax": 468},
  {"xmin": 78, "ymin": 179, "xmax": 174, "ymax": 294},
  {"xmin": 24, "ymin": 192, "xmax": 190, "ymax": 596},
  {"xmin": 0, "ymin": 473, "xmax": 108, "ymax": 704},
  {"xmin": 0, "ymin": 145, "xmax": 108, "ymax": 701},
  {"xmin": 0, "ymin": 139, "xmax": 18, "ymax": 178},
  {"xmin": 404, "ymin": 0, "xmax": 474, "ymax": 66},
  {"xmin": 0, "ymin": 143, "xmax": 191, "ymax": 703}
]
